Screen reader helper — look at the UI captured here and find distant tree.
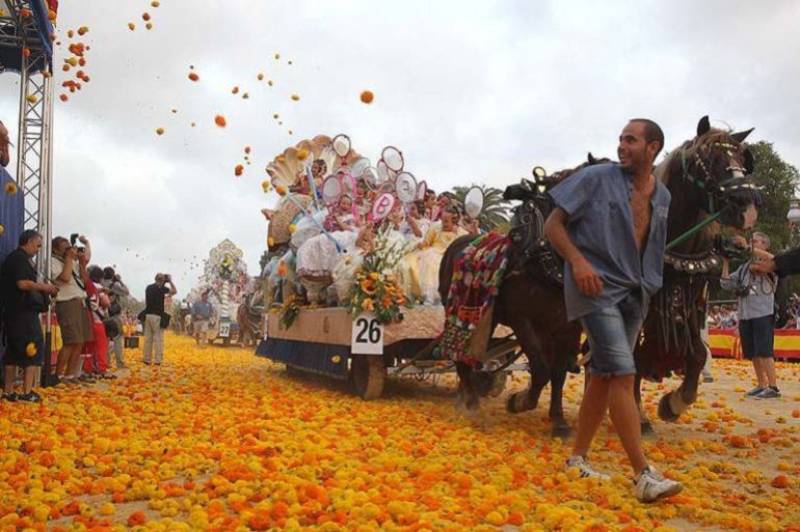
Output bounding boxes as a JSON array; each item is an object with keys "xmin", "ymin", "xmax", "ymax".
[
  {"xmin": 452, "ymin": 185, "xmax": 510, "ymax": 231},
  {"xmin": 748, "ymin": 141, "xmax": 799, "ymax": 252}
]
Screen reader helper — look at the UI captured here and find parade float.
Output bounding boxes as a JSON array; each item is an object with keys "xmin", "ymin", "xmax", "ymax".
[
  {"xmin": 255, "ymin": 134, "xmax": 523, "ymax": 399},
  {"xmin": 191, "ymin": 239, "xmax": 250, "ymax": 345}
]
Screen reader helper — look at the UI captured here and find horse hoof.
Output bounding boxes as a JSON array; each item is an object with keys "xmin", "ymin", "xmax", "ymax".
[
  {"xmin": 657, "ymin": 394, "xmax": 680, "ymax": 422},
  {"xmin": 506, "ymin": 392, "xmax": 535, "ymax": 414},
  {"xmin": 551, "ymin": 423, "xmax": 572, "ymax": 439},
  {"xmin": 641, "ymin": 420, "xmax": 655, "ymax": 436}
]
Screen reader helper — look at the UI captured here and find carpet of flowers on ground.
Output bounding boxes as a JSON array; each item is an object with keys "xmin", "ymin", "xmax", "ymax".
[{"xmin": 0, "ymin": 334, "xmax": 798, "ymax": 531}]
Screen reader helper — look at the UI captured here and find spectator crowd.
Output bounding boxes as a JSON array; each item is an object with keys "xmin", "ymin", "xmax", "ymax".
[{"xmin": 1, "ymin": 232, "xmax": 137, "ymax": 402}]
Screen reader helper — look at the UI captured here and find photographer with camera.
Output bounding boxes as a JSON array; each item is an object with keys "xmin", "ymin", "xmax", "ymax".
[
  {"xmin": 1, "ymin": 230, "xmax": 59, "ymax": 402},
  {"xmin": 142, "ymin": 273, "xmax": 176, "ymax": 365},
  {"xmin": 51, "ymin": 234, "xmax": 94, "ymax": 384},
  {"xmin": 720, "ymin": 232, "xmax": 780, "ymax": 399},
  {"xmin": 102, "ymin": 267, "xmax": 129, "ymax": 369}
]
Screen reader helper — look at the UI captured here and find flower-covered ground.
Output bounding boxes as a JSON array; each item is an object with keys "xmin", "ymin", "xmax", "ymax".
[{"xmin": 1, "ymin": 334, "xmax": 798, "ymax": 531}]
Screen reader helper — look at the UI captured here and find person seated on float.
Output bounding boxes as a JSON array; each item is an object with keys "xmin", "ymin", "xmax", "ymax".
[
  {"xmin": 331, "ymin": 224, "xmax": 378, "ymax": 306},
  {"xmin": 323, "ymin": 194, "xmax": 358, "ymax": 232},
  {"xmin": 400, "ymin": 204, "xmax": 468, "ymax": 305},
  {"xmin": 399, "ymin": 201, "xmax": 430, "ymax": 240},
  {"xmin": 423, "ymin": 189, "xmax": 440, "ymax": 221}
]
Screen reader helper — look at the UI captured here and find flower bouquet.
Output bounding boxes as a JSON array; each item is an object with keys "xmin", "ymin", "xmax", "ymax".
[{"xmin": 348, "ymin": 230, "xmax": 412, "ymax": 324}]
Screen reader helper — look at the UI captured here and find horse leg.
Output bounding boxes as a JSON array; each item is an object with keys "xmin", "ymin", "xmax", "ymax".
[
  {"xmin": 658, "ymin": 336, "xmax": 704, "ymax": 422},
  {"xmin": 455, "ymin": 362, "xmax": 480, "ymax": 412},
  {"xmin": 548, "ymin": 364, "xmax": 571, "ymax": 438},
  {"xmin": 635, "ymin": 374, "xmax": 654, "ymax": 435},
  {"xmin": 507, "ymin": 347, "xmax": 549, "ymax": 414}
]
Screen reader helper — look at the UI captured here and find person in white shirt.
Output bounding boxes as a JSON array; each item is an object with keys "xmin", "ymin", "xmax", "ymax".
[{"xmin": 50, "ymin": 235, "xmax": 95, "ymax": 383}]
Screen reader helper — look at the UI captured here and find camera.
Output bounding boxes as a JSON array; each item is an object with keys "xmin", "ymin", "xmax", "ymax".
[{"xmin": 70, "ymin": 233, "xmax": 86, "ymax": 253}]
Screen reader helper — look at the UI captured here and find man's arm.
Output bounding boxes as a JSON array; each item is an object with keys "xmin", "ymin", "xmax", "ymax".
[
  {"xmin": 17, "ymin": 279, "xmax": 58, "ymax": 295},
  {"xmin": 79, "ymin": 235, "xmax": 92, "ymax": 263},
  {"xmin": 167, "ymin": 281, "xmax": 177, "ymax": 296},
  {"xmin": 56, "ymin": 251, "xmax": 76, "ymax": 284},
  {"xmin": 543, "ymin": 207, "xmax": 603, "ymax": 297}
]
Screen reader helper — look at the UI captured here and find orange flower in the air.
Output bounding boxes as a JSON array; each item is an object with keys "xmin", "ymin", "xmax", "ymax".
[
  {"xmin": 360, "ymin": 90, "xmax": 374, "ymax": 104},
  {"xmin": 234, "ymin": 165, "xmax": 244, "ymax": 177},
  {"xmin": 188, "ymin": 72, "xmax": 199, "ymax": 82},
  {"xmin": 214, "ymin": 115, "xmax": 226, "ymax": 128}
]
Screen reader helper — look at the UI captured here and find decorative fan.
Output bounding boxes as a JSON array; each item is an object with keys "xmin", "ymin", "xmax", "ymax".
[{"xmin": 266, "ymin": 134, "xmax": 361, "ymax": 191}]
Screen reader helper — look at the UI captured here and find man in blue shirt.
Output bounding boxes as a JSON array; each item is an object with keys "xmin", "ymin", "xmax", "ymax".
[
  {"xmin": 544, "ymin": 118, "xmax": 682, "ymax": 502},
  {"xmin": 191, "ymin": 292, "xmax": 214, "ymax": 345}
]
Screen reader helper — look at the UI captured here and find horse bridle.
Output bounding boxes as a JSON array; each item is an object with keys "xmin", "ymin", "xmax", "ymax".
[{"xmin": 665, "ymin": 141, "xmax": 756, "ymax": 251}]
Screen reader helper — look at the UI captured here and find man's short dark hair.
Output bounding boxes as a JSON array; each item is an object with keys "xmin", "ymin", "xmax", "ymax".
[
  {"xmin": 19, "ymin": 229, "xmax": 41, "ymax": 246},
  {"xmin": 52, "ymin": 236, "xmax": 68, "ymax": 250},
  {"xmin": 88, "ymin": 265, "xmax": 103, "ymax": 283},
  {"xmin": 630, "ymin": 118, "xmax": 664, "ymax": 159},
  {"xmin": 103, "ymin": 266, "xmax": 116, "ymax": 279}
]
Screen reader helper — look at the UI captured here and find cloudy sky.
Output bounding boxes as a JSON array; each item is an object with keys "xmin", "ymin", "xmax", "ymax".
[{"xmin": 1, "ymin": 0, "xmax": 798, "ymax": 297}]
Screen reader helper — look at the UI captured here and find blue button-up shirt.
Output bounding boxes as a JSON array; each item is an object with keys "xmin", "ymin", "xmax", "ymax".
[
  {"xmin": 192, "ymin": 300, "xmax": 213, "ymax": 319},
  {"xmin": 547, "ymin": 163, "xmax": 671, "ymax": 321}
]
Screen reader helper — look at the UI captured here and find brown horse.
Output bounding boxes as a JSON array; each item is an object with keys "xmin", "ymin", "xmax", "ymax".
[{"xmin": 439, "ymin": 116, "xmax": 757, "ymax": 437}]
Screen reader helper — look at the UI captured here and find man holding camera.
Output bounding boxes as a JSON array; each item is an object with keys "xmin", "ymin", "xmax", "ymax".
[
  {"xmin": 143, "ymin": 273, "xmax": 177, "ymax": 365},
  {"xmin": 51, "ymin": 234, "xmax": 94, "ymax": 383}
]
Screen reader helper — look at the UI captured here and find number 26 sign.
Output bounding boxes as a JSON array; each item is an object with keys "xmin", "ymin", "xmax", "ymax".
[{"xmin": 351, "ymin": 313, "xmax": 384, "ymax": 355}]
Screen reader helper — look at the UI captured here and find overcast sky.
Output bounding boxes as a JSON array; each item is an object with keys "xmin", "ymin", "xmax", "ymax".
[{"xmin": 1, "ymin": 0, "xmax": 798, "ymax": 297}]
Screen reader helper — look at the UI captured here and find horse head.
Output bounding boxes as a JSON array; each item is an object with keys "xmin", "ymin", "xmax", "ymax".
[{"xmin": 657, "ymin": 116, "xmax": 759, "ymax": 252}]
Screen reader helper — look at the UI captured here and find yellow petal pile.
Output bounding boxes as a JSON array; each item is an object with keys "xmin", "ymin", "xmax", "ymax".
[{"xmin": 0, "ymin": 335, "xmax": 797, "ymax": 530}]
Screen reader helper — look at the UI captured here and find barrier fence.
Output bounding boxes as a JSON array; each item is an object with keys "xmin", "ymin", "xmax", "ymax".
[{"xmin": 709, "ymin": 328, "xmax": 800, "ymax": 360}]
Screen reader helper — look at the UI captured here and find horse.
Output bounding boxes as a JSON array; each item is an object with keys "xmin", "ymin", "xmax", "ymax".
[{"xmin": 439, "ymin": 116, "xmax": 758, "ymax": 438}]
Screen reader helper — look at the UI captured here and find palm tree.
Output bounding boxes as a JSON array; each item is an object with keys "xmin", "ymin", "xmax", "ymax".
[{"xmin": 452, "ymin": 185, "xmax": 511, "ymax": 232}]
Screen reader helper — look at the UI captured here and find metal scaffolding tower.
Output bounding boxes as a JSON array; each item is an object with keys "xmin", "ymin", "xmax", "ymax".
[{"xmin": 0, "ymin": 0, "xmax": 54, "ymax": 268}]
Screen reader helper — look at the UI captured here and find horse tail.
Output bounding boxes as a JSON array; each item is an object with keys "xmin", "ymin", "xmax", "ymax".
[{"xmin": 438, "ymin": 235, "xmax": 476, "ymax": 305}]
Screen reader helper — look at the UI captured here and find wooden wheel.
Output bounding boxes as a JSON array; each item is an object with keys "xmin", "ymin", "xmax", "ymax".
[{"xmin": 351, "ymin": 355, "xmax": 385, "ymax": 400}]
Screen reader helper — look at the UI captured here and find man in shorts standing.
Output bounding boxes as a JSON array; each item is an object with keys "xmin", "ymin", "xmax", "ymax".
[
  {"xmin": 191, "ymin": 291, "xmax": 213, "ymax": 345},
  {"xmin": 1, "ymin": 230, "xmax": 59, "ymax": 401},
  {"xmin": 51, "ymin": 236, "xmax": 94, "ymax": 383},
  {"xmin": 544, "ymin": 118, "xmax": 682, "ymax": 502},
  {"xmin": 721, "ymin": 232, "xmax": 779, "ymax": 398}
]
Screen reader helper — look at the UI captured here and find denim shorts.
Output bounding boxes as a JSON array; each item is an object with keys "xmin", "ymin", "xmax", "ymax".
[{"xmin": 580, "ymin": 293, "xmax": 647, "ymax": 378}]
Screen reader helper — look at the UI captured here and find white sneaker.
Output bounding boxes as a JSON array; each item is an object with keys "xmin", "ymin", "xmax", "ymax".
[
  {"xmin": 566, "ymin": 456, "xmax": 610, "ymax": 480},
  {"xmin": 635, "ymin": 466, "xmax": 682, "ymax": 502}
]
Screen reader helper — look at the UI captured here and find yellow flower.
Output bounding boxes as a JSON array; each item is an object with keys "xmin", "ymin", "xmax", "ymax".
[
  {"xmin": 261, "ymin": 180, "xmax": 271, "ymax": 193},
  {"xmin": 25, "ymin": 342, "xmax": 37, "ymax": 357},
  {"xmin": 289, "ymin": 224, "xmax": 297, "ymax": 234},
  {"xmin": 4, "ymin": 182, "xmax": 18, "ymax": 194},
  {"xmin": 361, "ymin": 298, "xmax": 374, "ymax": 312},
  {"xmin": 369, "ymin": 272, "xmax": 380, "ymax": 281},
  {"xmin": 267, "ymin": 237, "xmax": 275, "ymax": 247},
  {"xmin": 297, "ymin": 147, "xmax": 309, "ymax": 161}
]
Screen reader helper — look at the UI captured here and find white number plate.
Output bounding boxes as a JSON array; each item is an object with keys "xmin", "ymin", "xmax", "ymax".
[
  {"xmin": 219, "ymin": 323, "xmax": 230, "ymax": 338},
  {"xmin": 351, "ymin": 313, "xmax": 384, "ymax": 355}
]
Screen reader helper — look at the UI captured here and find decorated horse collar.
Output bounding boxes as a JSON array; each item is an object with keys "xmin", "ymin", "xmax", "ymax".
[{"xmin": 664, "ymin": 249, "xmax": 721, "ymax": 275}]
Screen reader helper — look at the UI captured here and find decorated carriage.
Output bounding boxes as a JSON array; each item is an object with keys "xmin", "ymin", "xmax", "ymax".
[
  {"xmin": 191, "ymin": 239, "xmax": 250, "ymax": 346},
  {"xmin": 255, "ymin": 134, "xmax": 523, "ymax": 399}
]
